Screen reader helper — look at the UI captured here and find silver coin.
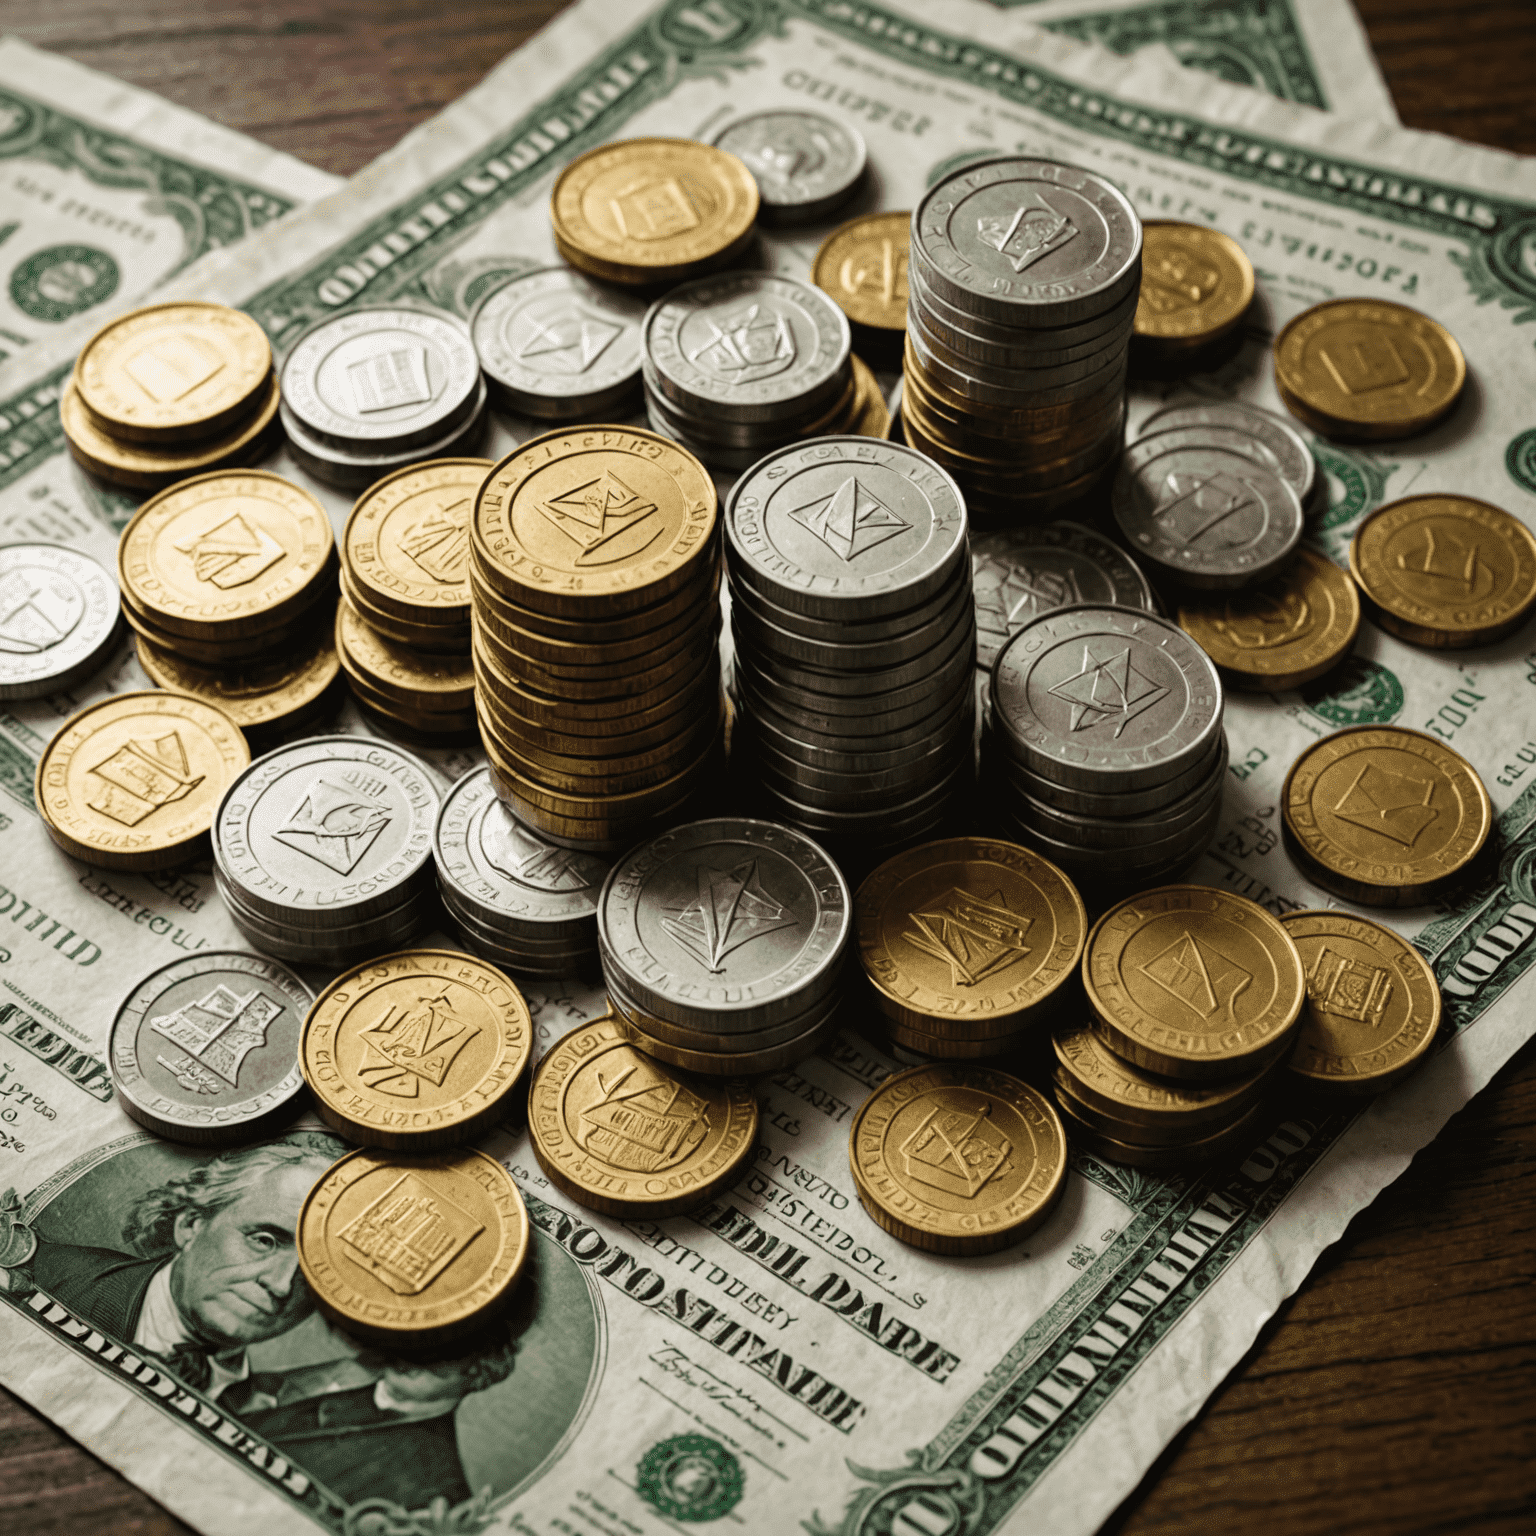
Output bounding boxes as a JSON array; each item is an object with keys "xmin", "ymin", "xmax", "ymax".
[
  {"xmin": 1112, "ymin": 427, "xmax": 1304, "ymax": 590},
  {"xmin": 214, "ymin": 866, "xmax": 435, "ymax": 951},
  {"xmin": 279, "ymin": 304, "xmax": 482, "ymax": 451},
  {"xmin": 0, "ymin": 543, "xmax": 121, "ymax": 701},
  {"xmin": 214, "ymin": 733, "xmax": 441, "ymax": 927},
  {"xmin": 741, "ymin": 673, "xmax": 972, "ymax": 759},
  {"xmin": 713, "ymin": 110, "xmax": 867, "ymax": 223},
  {"xmin": 108, "ymin": 950, "xmax": 311, "ymax": 1146},
  {"xmin": 760, "ymin": 754, "xmax": 969, "ymax": 836},
  {"xmin": 995, "ymin": 727, "xmax": 1224, "ymax": 817},
  {"xmin": 910, "ymin": 264, "xmax": 1140, "ymax": 352},
  {"xmin": 642, "ymin": 361, "xmax": 852, "ymax": 443},
  {"xmin": 598, "ymin": 816, "xmax": 849, "ymax": 1033},
  {"xmin": 729, "ymin": 557, "xmax": 967, "ymax": 644},
  {"xmin": 471, "ymin": 268, "xmax": 646, "ymax": 419},
  {"xmin": 912, "ymin": 158, "xmax": 1142, "ymax": 327},
  {"xmin": 753, "ymin": 730, "xmax": 970, "ymax": 806},
  {"xmin": 907, "ymin": 321, "xmax": 1128, "ymax": 407},
  {"xmin": 1136, "ymin": 399, "xmax": 1317, "ymax": 510},
  {"xmin": 643, "ymin": 272, "xmax": 850, "ymax": 425},
  {"xmin": 991, "ymin": 603, "xmax": 1222, "ymax": 791},
  {"xmin": 911, "ymin": 296, "xmax": 1135, "ymax": 374},
  {"xmin": 1004, "ymin": 795, "xmax": 1220, "ymax": 878},
  {"xmin": 972, "ymin": 522, "xmax": 1155, "ymax": 671}
]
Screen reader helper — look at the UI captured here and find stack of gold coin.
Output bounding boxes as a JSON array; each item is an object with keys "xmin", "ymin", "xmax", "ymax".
[
  {"xmin": 854, "ymin": 838, "xmax": 1087, "ymax": 1060},
  {"xmin": 1132, "ymin": 221, "xmax": 1255, "ymax": 366},
  {"xmin": 61, "ymin": 302, "xmax": 281, "ymax": 491},
  {"xmin": 1067, "ymin": 885, "xmax": 1307, "ymax": 1169},
  {"xmin": 470, "ymin": 428, "xmax": 724, "ymax": 852}
]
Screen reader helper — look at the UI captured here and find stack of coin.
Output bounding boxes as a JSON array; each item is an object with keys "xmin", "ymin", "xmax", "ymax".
[
  {"xmin": 725, "ymin": 436, "xmax": 975, "ymax": 852},
  {"xmin": 986, "ymin": 605, "xmax": 1227, "ymax": 890},
  {"xmin": 902, "ymin": 158, "xmax": 1141, "ymax": 521},
  {"xmin": 212, "ymin": 735, "xmax": 442, "ymax": 965},
  {"xmin": 813, "ymin": 211, "xmax": 910, "ymax": 366},
  {"xmin": 597, "ymin": 818, "xmax": 851, "ymax": 1075},
  {"xmin": 854, "ymin": 838, "xmax": 1086, "ymax": 1060},
  {"xmin": 713, "ymin": 110, "xmax": 867, "ymax": 225},
  {"xmin": 0, "ymin": 543, "xmax": 122, "ymax": 701},
  {"xmin": 470, "ymin": 428, "xmax": 724, "ymax": 852},
  {"xmin": 642, "ymin": 272, "xmax": 862, "ymax": 469},
  {"xmin": 1132, "ymin": 221, "xmax": 1255, "ymax": 366},
  {"xmin": 278, "ymin": 305, "xmax": 487, "ymax": 489},
  {"xmin": 62, "ymin": 302, "xmax": 280, "ymax": 491},
  {"xmin": 434, "ymin": 765, "xmax": 609, "ymax": 978}
]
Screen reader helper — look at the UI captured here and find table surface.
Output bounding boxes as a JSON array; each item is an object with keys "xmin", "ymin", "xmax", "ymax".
[{"xmin": 2, "ymin": 3, "xmax": 1534, "ymax": 1533}]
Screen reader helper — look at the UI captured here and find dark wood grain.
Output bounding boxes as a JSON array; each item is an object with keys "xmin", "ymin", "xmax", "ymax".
[{"xmin": 2, "ymin": 4, "xmax": 1535, "ymax": 1534}]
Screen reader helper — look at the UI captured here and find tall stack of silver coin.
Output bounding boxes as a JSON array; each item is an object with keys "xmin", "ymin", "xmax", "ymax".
[
  {"xmin": 725, "ymin": 437, "xmax": 975, "ymax": 852},
  {"xmin": 433, "ymin": 766, "xmax": 607, "ymax": 978},
  {"xmin": 901, "ymin": 157, "xmax": 1142, "ymax": 521},
  {"xmin": 279, "ymin": 305, "xmax": 488, "ymax": 489},
  {"xmin": 212, "ymin": 736, "xmax": 442, "ymax": 965},
  {"xmin": 596, "ymin": 819, "xmax": 851, "ymax": 1075},
  {"xmin": 986, "ymin": 605, "xmax": 1227, "ymax": 889}
]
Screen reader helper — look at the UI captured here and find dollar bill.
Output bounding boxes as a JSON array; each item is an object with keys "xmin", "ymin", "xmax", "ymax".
[{"xmin": 0, "ymin": 2, "xmax": 1533, "ymax": 1533}]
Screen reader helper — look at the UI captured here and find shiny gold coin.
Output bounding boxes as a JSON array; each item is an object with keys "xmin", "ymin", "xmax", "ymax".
[
  {"xmin": 120, "ymin": 583, "xmax": 328, "ymax": 667},
  {"xmin": 875, "ymin": 1019, "xmax": 1022, "ymax": 1061},
  {"xmin": 1274, "ymin": 298, "xmax": 1465, "ymax": 440},
  {"xmin": 1349, "ymin": 493, "xmax": 1536, "ymax": 648},
  {"xmin": 550, "ymin": 138, "xmax": 759, "ymax": 286},
  {"xmin": 1280, "ymin": 910, "xmax": 1441, "ymax": 1095},
  {"xmin": 1051, "ymin": 1072, "xmax": 1235, "ymax": 1149},
  {"xmin": 61, "ymin": 374, "xmax": 280, "ymax": 491},
  {"xmin": 336, "ymin": 597, "xmax": 473, "ymax": 711},
  {"xmin": 1054, "ymin": 1087, "xmax": 1266, "ymax": 1171},
  {"xmin": 297, "ymin": 1146, "xmax": 529, "ymax": 1348},
  {"xmin": 1082, "ymin": 885, "xmax": 1306, "ymax": 1081},
  {"xmin": 1281, "ymin": 726, "xmax": 1492, "ymax": 906},
  {"xmin": 339, "ymin": 564, "xmax": 470, "ymax": 654},
  {"xmin": 118, "ymin": 469, "xmax": 335, "ymax": 640},
  {"xmin": 856, "ymin": 837, "xmax": 1087, "ymax": 1040},
  {"xmin": 529, "ymin": 1014, "xmax": 758, "ymax": 1216},
  {"xmin": 35, "ymin": 689, "xmax": 249, "ymax": 871},
  {"xmin": 1178, "ymin": 546, "xmax": 1360, "ymax": 691},
  {"xmin": 1135, "ymin": 221, "xmax": 1255, "ymax": 348},
  {"xmin": 849, "ymin": 1065, "xmax": 1066, "ymax": 1255},
  {"xmin": 302, "ymin": 949, "xmax": 533, "ymax": 1148},
  {"xmin": 848, "ymin": 354, "xmax": 892, "ymax": 438},
  {"xmin": 812, "ymin": 211, "xmax": 910, "ymax": 331},
  {"xmin": 74, "ymin": 302, "xmax": 273, "ymax": 444}
]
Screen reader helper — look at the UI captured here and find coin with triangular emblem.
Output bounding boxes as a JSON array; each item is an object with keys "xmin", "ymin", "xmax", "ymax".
[{"xmin": 0, "ymin": 544, "xmax": 121, "ymax": 702}]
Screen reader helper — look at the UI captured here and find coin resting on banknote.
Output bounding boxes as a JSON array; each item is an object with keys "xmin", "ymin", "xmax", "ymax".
[{"xmin": 1133, "ymin": 220, "xmax": 1255, "ymax": 356}]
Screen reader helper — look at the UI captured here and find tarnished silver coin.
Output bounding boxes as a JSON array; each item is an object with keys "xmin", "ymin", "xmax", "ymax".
[
  {"xmin": 1136, "ymin": 400, "xmax": 1318, "ymax": 513},
  {"xmin": 471, "ymin": 268, "xmax": 646, "ymax": 420},
  {"xmin": 0, "ymin": 543, "xmax": 121, "ymax": 700},
  {"xmin": 713, "ymin": 110, "xmax": 867, "ymax": 224},
  {"xmin": 972, "ymin": 522, "xmax": 1156, "ymax": 671},
  {"xmin": 109, "ymin": 950, "xmax": 311, "ymax": 1145}
]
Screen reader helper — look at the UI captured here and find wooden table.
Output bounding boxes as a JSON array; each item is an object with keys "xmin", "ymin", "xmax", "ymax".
[{"xmin": 2, "ymin": 4, "xmax": 1534, "ymax": 1533}]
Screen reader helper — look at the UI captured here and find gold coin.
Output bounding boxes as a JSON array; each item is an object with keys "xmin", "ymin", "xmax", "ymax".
[
  {"xmin": 336, "ymin": 597, "xmax": 473, "ymax": 710},
  {"xmin": 1281, "ymin": 726, "xmax": 1492, "ymax": 906},
  {"xmin": 529, "ymin": 1014, "xmax": 758, "ymax": 1216},
  {"xmin": 74, "ymin": 302, "xmax": 273, "ymax": 444},
  {"xmin": 1274, "ymin": 298, "xmax": 1465, "ymax": 439},
  {"xmin": 35, "ymin": 689, "xmax": 249, "ymax": 871},
  {"xmin": 1280, "ymin": 909, "xmax": 1441, "ymax": 1095},
  {"xmin": 339, "ymin": 564, "xmax": 470, "ymax": 654},
  {"xmin": 855, "ymin": 837, "xmax": 1087, "ymax": 1040},
  {"xmin": 1054, "ymin": 1088, "xmax": 1266, "ymax": 1171},
  {"xmin": 297, "ymin": 1146, "xmax": 529, "ymax": 1347},
  {"xmin": 849, "ymin": 1064, "xmax": 1066, "ymax": 1256},
  {"xmin": 1349, "ymin": 493, "xmax": 1536, "ymax": 648},
  {"xmin": 120, "ymin": 584, "xmax": 326, "ymax": 667},
  {"xmin": 1082, "ymin": 885, "xmax": 1306, "ymax": 1081},
  {"xmin": 342, "ymin": 458, "xmax": 491, "ymax": 624},
  {"xmin": 118, "ymin": 469, "xmax": 335, "ymax": 640},
  {"xmin": 1178, "ymin": 546, "xmax": 1360, "ymax": 691},
  {"xmin": 1135, "ymin": 221, "xmax": 1255, "ymax": 347},
  {"xmin": 1051, "ymin": 1072, "xmax": 1230, "ymax": 1150},
  {"xmin": 812, "ymin": 211, "xmax": 910, "ymax": 331},
  {"xmin": 302, "ymin": 949, "xmax": 533, "ymax": 1148},
  {"xmin": 848, "ymin": 355, "xmax": 892, "ymax": 438},
  {"xmin": 875, "ymin": 1019, "xmax": 1022, "ymax": 1060},
  {"xmin": 61, "ymin": 374, "xmax": 280, "ymax": 491},
  {"xmin": 550, "ymin": 138, "xmax": 759, "ymax": 285}
]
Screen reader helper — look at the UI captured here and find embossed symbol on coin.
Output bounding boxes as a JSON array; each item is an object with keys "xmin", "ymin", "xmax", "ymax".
[
  {"xmin": 788, "ymin": 476, "xmax": 909, "ymax": 562},
  {"xmin": 612, "ymin": 177, "xmax": 700, "ymax": 241},
  {"xmin": 663, "ymin": 860, "xmax": 797, "ymax": 973},
  {"xmin": 901, "ymin": 1101, "xmax": 1014, "ymax": 1197},
  {"xmin": 339, "ymin": 1169, "xmax": 483, "ymax": 1294},
  {"xmin": 977, "ymin": 192, "xmax": 1077, "ymax": 273},
  {"xmin": 538, "ymin": 471, "xmax": 662, "ymax": 566},
  {"xmin": 348, "ymin": 346, "xmax": 432, "ymax": 413},
  {"xmin": 275, "ymin": 775, "xmax": 393, "ymax": 874},
  {"xmin": 125, "ymin": 332, "xmax": 224, "ymax": 402},
  {"xmin": 1333, "ymin": 761, "xmax": 1436, "ymax": 847},
  {"xmin": 1049, "ymin": 643, "xmax": 1169, "ymax": 734},
  {"xmin": 841, "ymin": 239, "xmax": 906, "ymax": 303},
  {"xmin": 1321, "ymin": 333, "xmax": 1408, "ymax": 395},
  {"xmin": 687, "ymin": 302, "xmax": 795, "ymax": 381},
  {"xmin": 357, "ymin": 989, "xmax": 480, "ymax": 1097},
  {"xmin": 482, "ymin": 816, "xmax": 597, "ymax": 890},
  {"xmin": 175, "ymin": 511, "xmax": 284, "ymax": 589},
  {"xmin": 517, "ymin": 308, "xmax": 622, "ymax": 373},
  {"xmin": 150, "ymin": 983, "xmax": 283, "ymax": 1093},
  {"xmin": 1156, "ymin": 471, "xmax": 1263, "ymax": 548},
  {"xmin": 87, "ymin": 730, "xmax": 202, "ymax": 825},
  {"xmin": 0, "ymin": 569, "xmax": 82, "ymax": 653},
  {"xmin": 399, "ymin": 503, "xmax": 470, "ymax": 583},
  {"xmin": 1140, "ymin": 932, "xmax": 1253, "ymax": 1019},
  {"xmin": 1141, "ymin": 246, "xmax": 1220, "ymax": 316},
  {"xmin": 986, "ymin": 558, "xmax": 1084, "ymax": 625},
  {"xmin": 1307, "ymin": 946, "xmax": 1393, "ymax": 1024},
  {"xmin": 1210, "ymin": 588, "xmax": 1311, "ymax": 650},
  {"xmin": 905, "ymin": 889, "xmax": 1032, "ymax": 987},
  {"xmin": 575, "ymin": 1050, "xmax": 710, "ymax": 1172},
  {"xmin": 1397, "ymin": 524, "xmax": 1486, "ymax": 593}
]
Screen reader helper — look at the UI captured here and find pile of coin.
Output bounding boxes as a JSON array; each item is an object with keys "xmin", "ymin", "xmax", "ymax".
[
  {"xmin": 434, "ymin": 765, "xmax": 608, "ymax": 978},
  {"xmin": 597, "ymin": 818, "xmax": 851, "ymax": 1075},
  {"xmin": 902, "ymin": 158, "xmax": 1141, "ymax": 521},
  {"xmin": 713, "ymin": 109, "xmax": 867, "ymax": 225},
  {"xmin": 986, "ymin": 605, "xmax": 1227, "ymax": 891},
  {"xmin": 1132, "ymin": 221, "xmax": 1255, "ymax": 366},
  {"xmin": 0, "ymin": 543, "xmax": 122, "ymax": 702},
  {"xmin": 726, "ymin": 436, "xmax": 975, "ymax": 853},
  {"xmin": 212, "ymin": 735, "xmax": 442, "ymax": 965},
  {"xmin": 278, "ymin": 305, "xmax": 487, "ymax": 489},
  {"xmin": 470, "ymin": 428, "xmax": 724, "ymax": 852},
  {"xmin": 62, "ymin": 301, "xmax": 280, "ymax": 491}
]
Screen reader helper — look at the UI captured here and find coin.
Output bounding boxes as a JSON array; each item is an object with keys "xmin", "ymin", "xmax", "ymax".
[
  {"xmin": 713, "ymin": 110, "xmax": 866, "ymax": 223},
  {"xmin": 1349, "ymin": 493, "xmax": 1536, "ymax": 648},
  {"xmin": 1137, "ymin": 399, "xmax": 1318, "ymax": 513},
  {"xmin": 849, "ymin": 1064, "xmax": 1067, "ymax": 1255},
  {"xmin": 0, "ymin": 543, "xmax": 121, "ymax": 700},
  {"xmin": 36, "ymin": 690, "xmax": 249, "ymax": 870},
  {"xmin": 1082, "ymin": 885, "xmax": 1306, "ymax": 1080},
  {"xmin": 1178, "ymin": 545, "xmax": 1360, "ymax": 691},
  {"xmin": 1055, "ymin": 1089, "xmax": 1267, "ymax": 1171},
  {"xmin": 1134, "ymin": 221, "xmax": 1255, "ymax": 348},
  {"xmin": 1274, "ymin": 298, "xmax": 1466, "ymax": 439},
  {"xmin": 297, "ymin": 1146, "xmax": 529, "ymax": 1347},
  {"xmin": 812, "ymin": 211, "xmax": 910, "ymax": 332},
  {"xmin": 74, "ymin": 301, "xmax": 273, "ymax": 443},
  {"xmin": 336, "ymin": 599, "xmax": 474, "ymax": 711},
  {"xmin": 109, "ymin": 950, "xmax": 311, "ymax": 1144},
  {"xmin": 1281, "ymin": 726, "xmax": 1492, "ymax": 905}
]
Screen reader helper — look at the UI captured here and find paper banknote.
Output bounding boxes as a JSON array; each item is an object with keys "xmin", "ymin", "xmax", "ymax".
[{"xmin": 0, "ymin": 2, "xmax": 1532, "ymax": 1533}]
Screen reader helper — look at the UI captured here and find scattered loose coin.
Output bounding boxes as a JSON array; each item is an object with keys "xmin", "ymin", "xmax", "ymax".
[
  {"xmin": 713, "ymin": 110, "xmax": 866, "ymax": 224},
  {"xmin": 812, "ymin": 211, "xmax": 911, "ymax": 333},
  {"xmin": 0, "ymin": 543, "xmax": 121, "ymax": 701},
  {"xmin": 1136, "ymin": 399, "xmax": 1320, "ymax": 515},
  {"xmin": 1134, "ymin": 221, "xmax": 1255, "ymax": 351}
]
